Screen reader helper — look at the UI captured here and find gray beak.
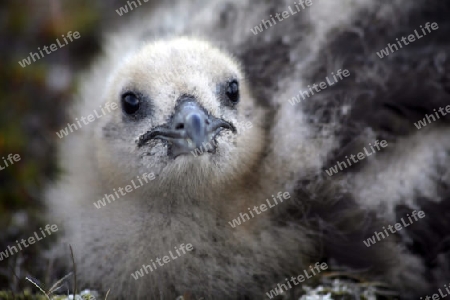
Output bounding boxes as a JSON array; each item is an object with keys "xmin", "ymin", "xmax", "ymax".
[
  {"xmin": 171, "ymin": 101, "xmax": 209, "ymax": 149},
  {"xmin": 136, "ymin": 97, "xmax": 236, "ymax": 157}
]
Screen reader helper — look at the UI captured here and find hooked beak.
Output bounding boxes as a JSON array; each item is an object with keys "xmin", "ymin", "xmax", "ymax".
[{"xmin": 136, "ymin": 97, "xmax": 236, "ymax": 157}]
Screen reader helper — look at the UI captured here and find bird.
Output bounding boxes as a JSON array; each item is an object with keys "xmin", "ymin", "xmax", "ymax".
[{"xmin": 45, "ymin": 0, "xmax": 450, "ymax": 299}]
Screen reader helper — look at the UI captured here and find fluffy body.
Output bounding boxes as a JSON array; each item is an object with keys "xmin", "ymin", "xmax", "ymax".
[{"xmin": 46, "ymin": 0, "xmax": 450, "ymax": 299}]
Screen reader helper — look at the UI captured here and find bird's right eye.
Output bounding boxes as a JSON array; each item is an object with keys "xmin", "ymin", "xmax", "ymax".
[
  {"xmin": 121, "ymin": 93, "xmax": 140, "ymax": 115},
  {"xmin": 226, "ymin": 80, "xmax": 239, "ymax": 104}
]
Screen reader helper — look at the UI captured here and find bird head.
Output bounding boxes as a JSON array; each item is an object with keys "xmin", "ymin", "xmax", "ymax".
[{"xmin": 95, "ymin": 38, "xmax": 266, "ymax": 188}]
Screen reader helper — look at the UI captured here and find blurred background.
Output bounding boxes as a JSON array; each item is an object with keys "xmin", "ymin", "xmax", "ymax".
[{"xmin": 0, "ymin": 0, "xmax": 153, "ymax": 296}]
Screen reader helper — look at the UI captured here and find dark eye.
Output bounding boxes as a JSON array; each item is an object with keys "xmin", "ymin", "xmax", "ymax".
[
  {"xmin": 226, "ymin": 80, "xmax": 239, "ymax": 104},
  {"xmin": 121, "ymin": 93, "xmax": 140, "ymax": 115}
]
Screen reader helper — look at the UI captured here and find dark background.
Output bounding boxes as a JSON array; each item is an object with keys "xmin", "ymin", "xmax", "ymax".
[{"xmin": 0, "ymin": 0, "xmax": 156, "ymax": 294}]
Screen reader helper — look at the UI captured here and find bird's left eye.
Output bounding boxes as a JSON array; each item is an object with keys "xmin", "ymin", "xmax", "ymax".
[
  {"xmin": 226, "ymin": 80, "xmax": 239, "ymax": 104},
  {"xmin": 121, "ymin": 92, "xmax": 140, "ymax": 115}
]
